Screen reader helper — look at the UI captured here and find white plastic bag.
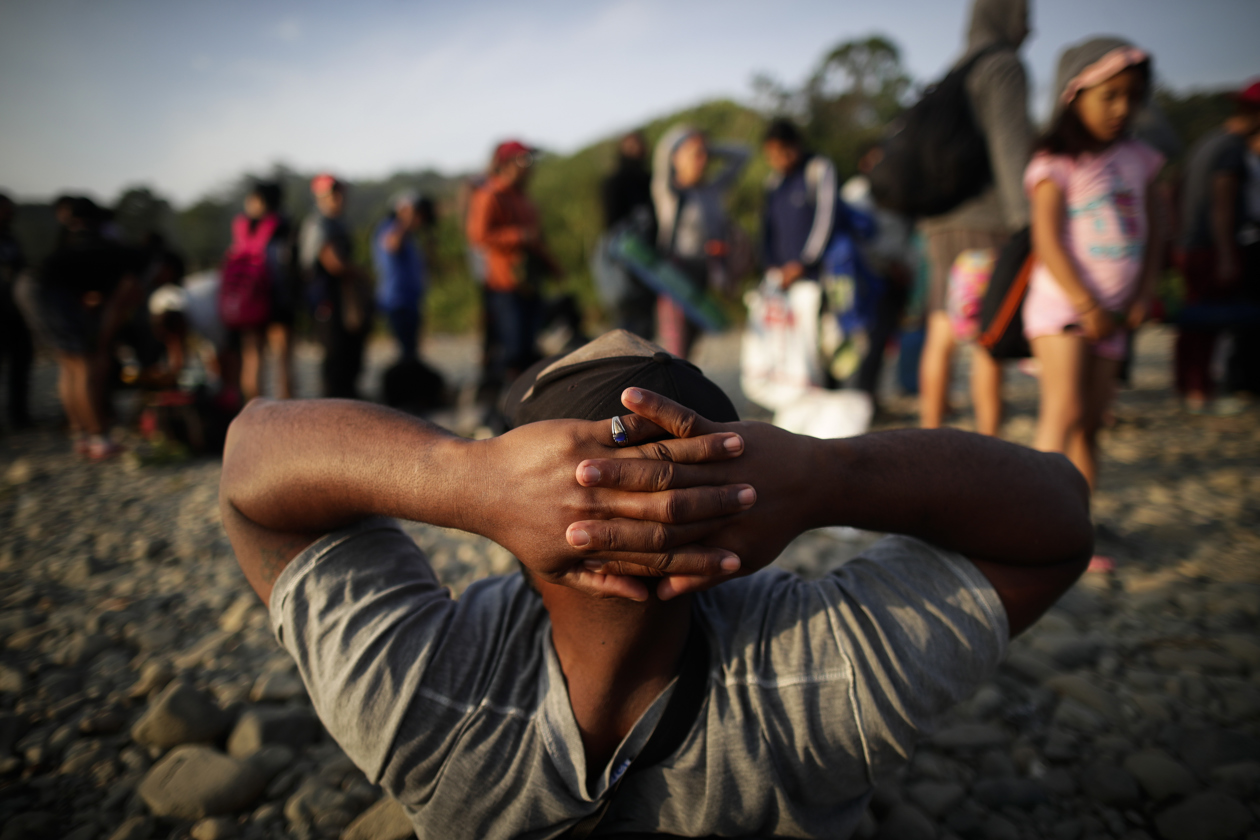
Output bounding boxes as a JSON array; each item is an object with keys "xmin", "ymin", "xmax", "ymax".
[
  {"xmin": 741, "ymin": 277, "xmax": 824, "ymax": 411},
  {"xmin": 772, "ymin": 389, "xmax": 873, "ymax": 439}
]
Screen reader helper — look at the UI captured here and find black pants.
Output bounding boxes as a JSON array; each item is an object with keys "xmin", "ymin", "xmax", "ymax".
[
  {"xmin": 320, "ymin": 305, "xmax": 367, "ymax": 399},
  {"xmin": 0, "ymin": 281, "xmax": 33, "ymax": 426},
  {"xmin": 1226, "ymin": 242, "xmax": 1260, "ymax": 395},
  {"xmin": 856, "ymin": 276, "xmax": 908, "ymax": 399}
]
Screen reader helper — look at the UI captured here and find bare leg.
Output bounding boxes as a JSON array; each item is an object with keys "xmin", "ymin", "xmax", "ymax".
[
  {"xmin": 1071, "ymin": 354, "xmax": 1122, "ymax": 491},
  {"xmin": 267, "ymin": 323, "xmax": 293, "ymax": 400},
  {"xmin": 919, "ymin": 311, "xmax": 955, "ymax": 428},
  {"xmin": 970, "ymin": 345, "xmax": 1004, "ymax": 437},
  {"xmin": 58, "ymin": 354, "xmax": 103, "ymax": 437},
  {"xmin": 240, "ymin": 330, "xmax": 262, "ymax": 401},
  {"xmin": 56, "ymin": 355, "xmax": 82, "ymax": 435},
  {"xmin": 1031, "ymin": 333, "xmax": 1087, "ymax": 478}
]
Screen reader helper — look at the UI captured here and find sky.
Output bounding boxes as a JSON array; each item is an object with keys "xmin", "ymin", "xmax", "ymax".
[{"xmin": 1, "ymin": 0, "xmax": 1256, "ymax": 206}]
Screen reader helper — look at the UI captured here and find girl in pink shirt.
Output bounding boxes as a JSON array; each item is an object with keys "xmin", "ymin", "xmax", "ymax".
[{"xmin": 1024, "ymin": 37, "xmax": 1164, "ymax": 490}]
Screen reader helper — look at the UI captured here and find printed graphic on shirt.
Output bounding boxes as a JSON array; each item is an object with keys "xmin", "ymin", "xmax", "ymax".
[{"xmin": 1068, "ymin": 158, "xmax": 1145, "ymax": 261}]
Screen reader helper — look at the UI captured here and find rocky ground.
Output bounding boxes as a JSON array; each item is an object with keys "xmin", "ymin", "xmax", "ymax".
[{"xmin": 0, "ymin": 324, "xmax": 1258, "ymax": 840}]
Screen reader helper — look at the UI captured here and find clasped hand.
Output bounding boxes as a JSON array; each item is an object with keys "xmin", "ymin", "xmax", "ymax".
[{"xmin": 476, "ymin": 388, "xmax": 815, "ymax": 602}]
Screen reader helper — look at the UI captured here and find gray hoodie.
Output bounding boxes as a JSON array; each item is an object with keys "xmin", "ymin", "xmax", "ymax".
[
  {"xmin": 922, "ymin": 0, "xmax": 1032, "ymax": 235},
  {"xmin": 651, "ymin": 124, "xmax": 750, "ymax": 263}
]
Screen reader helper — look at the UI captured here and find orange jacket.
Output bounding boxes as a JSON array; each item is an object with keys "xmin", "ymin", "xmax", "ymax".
[{"xmin": 465, "ymin": 177, "xmax": 559, "ymax": 292}]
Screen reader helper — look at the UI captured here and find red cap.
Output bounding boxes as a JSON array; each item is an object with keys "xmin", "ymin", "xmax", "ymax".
[
  {"xmin": 310, "ymin": 173, "xmax": 341, "ymax": 196},
  {"xmin": 492, "ymin": 140, "xmax": 534, "ymax": 168},
  {"xmin": 1234, "ymin": 80, "xmax": 1260, "ymax": 106}
]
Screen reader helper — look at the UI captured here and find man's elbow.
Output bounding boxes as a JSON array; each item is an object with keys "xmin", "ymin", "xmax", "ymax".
[{"xmin": 221, "ymin": 398, "xmax": 273, "ymax": 493}]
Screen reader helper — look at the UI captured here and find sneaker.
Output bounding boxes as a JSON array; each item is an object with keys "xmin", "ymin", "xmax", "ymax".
[
  {"xmin": 1184, "ymin": 394, "xmax": 1209, "ymax": 415},
  {"xmin": 1212, "ymin": 395, "xmax": 1250, "ymax": 416},
  {"xmin": 87, "ymin": 439, "xmax": 124, "ymax": 461},
  {"xmin": 1086, "ymin": 555, "xmax": 1115, "ymax": 573}
]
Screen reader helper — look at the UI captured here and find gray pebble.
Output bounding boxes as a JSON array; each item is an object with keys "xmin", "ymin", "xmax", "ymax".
[
  {"xmin": 130, "ymin": 679, "xmax": 230, "ymax": 749},
  {"xmin": 1208, "ymin": 761, "xmax": 1260, "ymax": 799},
  {"xmin": 875, "ymin": 802, "xmax": 936, "ymax": 840},
  {"xmin": 1153, "ymin": 790, "xmax": 1254, "ymax": 840},
  {"xmin": 190, "ymin": 817, "xmax": 238, "ymax": 840},
  {"xmin": 906, "ymin": 780, "xmax": 965, "ymax": 817},
  {"xmin": 1122, "ymin": 749, "xmax": 1198, "ymax": 802},
  {"xmin": 932, "ymin": 723, "xmax": 1011, "ymax": 752},
  {"xmin": 137, "ymin": 744, "xmax": 267, "ymax": 820},
  {"xmin": 228, "ymin": 707, "xmax": 319, "ymax": 758},
  {"xmin": 1081, "ymin": 763, "xmax": 1141, "ymax": 808}
]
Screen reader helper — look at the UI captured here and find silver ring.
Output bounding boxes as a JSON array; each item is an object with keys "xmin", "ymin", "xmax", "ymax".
[{"xmin": 610, "ymin": 416, "xmax": 628, "ymax": 446}]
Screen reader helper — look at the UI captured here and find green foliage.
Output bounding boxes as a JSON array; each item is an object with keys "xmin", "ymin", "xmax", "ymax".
[
  {"xmin": 114, "ymin": 186, "xmax": 176, "ymax": 245},
  {"xmin": 802, "ymin": 36, "xmax": 912, "ymax": 181}
]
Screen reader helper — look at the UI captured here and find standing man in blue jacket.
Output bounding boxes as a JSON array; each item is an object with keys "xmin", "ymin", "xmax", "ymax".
[
  {"xmin": 761, "ymin": 118, "xmax": 839, "ymax": 290},
  {"xmin": 373, "ymin": 192, "xmax": 429, "ymax": 362},
  {"xmin": 760, "ymin": 119, "xmax": 843, "ymax": 389}
]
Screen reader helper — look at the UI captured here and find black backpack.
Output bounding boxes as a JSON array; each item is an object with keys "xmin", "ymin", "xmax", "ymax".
[
  {"xmin": 382, "ymin": 358, "xmax": 447, "ymax": 413},
  {"xmin": 978, "ymin": 226, "xmax": 1033, "ymax": 359},
  {"xmin": 869, "ymin": 45, "xmax": 1000, "ymax": 218}
]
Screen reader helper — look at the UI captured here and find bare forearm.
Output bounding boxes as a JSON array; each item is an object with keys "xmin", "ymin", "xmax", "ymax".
[
  {"xmin": 220, "ymin": 398, "xmax": 471, "ymax": 535},
  {"xmin": 318, "ymin": 244, "xmax": 350, "ymax": 277},
  {"xmin": 814, "ymin": 429, "xmax": 1092, "ymax": 566}
]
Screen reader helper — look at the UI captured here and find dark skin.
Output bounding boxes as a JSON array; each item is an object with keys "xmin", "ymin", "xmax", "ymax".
[
  {"xmin": 221, "ymin": 391, "xmax": 1092, "ymax": 779},
  {"xmin": 571, "ymin": 389, "xmax": 1093, "ymax": 634},
  {"xmin": 219, "ymin": 397, "xmax": 753, "ymax": 605}
]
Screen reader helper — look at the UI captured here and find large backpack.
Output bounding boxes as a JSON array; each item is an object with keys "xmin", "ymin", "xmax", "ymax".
[
  {"xmin": 977, "ymin": 226, "xmax": 1033, "ymax": 359},
  {"xmin": 219, "ymin": 214, "xmax": 278, "ymax": 330},
  {"xmin": 868, "ymin": 45, "xmax": 1000, "ymax": 218}
]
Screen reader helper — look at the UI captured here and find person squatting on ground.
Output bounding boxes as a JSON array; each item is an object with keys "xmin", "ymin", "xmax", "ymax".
[
  {"xmin": 466, "ymin": 140, "xmax": 564, "ymax": 386},
  {"xmin": 220, "ymin": 329, "xmax": 1093, "ymax": 839},
  {"xmin": 917, "ymin": 0, "xmax": 1032, "ymax": 435},
  {"xmin": 0, "ymin": 193, "xmax": 34, "ymax": 432},
  {"xmin": 300, "ymin": 174, "xmax": 372, "ymax": 399},
  {"xmin": 148, "ymin": 269, "xmax": 233, "ymax": 393},
  {"xmin": 651, "ymin": 125, "xmax": 749, "ymax": 358},
  {"xmin": 1024, "ymin": 38, "xmax": 1165, "ymax": 493},
  {"xmin": 373, "ymin": 191, "xmax": 432, "ymax": 362},
  {"xmin": 229, "ymin": 181, "xmax": 295, "ymax": 402},
  {"xmin": 1175, "ymin": 80, "xmax": 1260, "ymax": 412}
]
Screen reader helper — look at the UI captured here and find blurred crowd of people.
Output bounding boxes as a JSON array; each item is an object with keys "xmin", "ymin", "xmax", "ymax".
[{"xmin": 0, "ymin": 0, "xmax": 1256, "ymax": 500}]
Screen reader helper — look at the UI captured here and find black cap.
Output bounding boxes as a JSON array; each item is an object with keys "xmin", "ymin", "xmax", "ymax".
[{"xmin": 504, "ymin": 330, "xmax": 738, "ymax": 428}]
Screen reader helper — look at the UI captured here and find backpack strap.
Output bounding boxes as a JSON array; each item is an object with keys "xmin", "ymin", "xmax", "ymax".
[
  {"xmin": 559, "ymin": 618, "xmax": 711, "ymax": 840},
  {"xmin": 953, "ymin": 42, "xmax": 1005, "ymax": 81},
  {"xmin": 231, "ymin": 214, "xmax": 280, "ymax": 257}
]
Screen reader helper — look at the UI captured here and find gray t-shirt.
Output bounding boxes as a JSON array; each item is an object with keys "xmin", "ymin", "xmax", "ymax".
[
  {"xmin": 1180, "ymin": 128, "xmax": 1248, "ymax": 250},
  {"xmin": 270, "ymin": 519, "xmax": 1007, "ymax": 840}
]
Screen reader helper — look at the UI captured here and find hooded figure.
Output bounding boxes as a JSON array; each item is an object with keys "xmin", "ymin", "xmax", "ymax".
[
  {"xmin": 650, "ymin": 124, "xmax": 749, "ymax": 264},
  {"xmin": 921, "ymin": 0, "xmax": 1033, "ymax": 239},
  {"xmin": 649, "ymin": 123, "xmax": 750, "ymax": 356}
]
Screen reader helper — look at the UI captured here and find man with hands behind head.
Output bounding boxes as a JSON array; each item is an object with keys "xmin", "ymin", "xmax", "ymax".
[{"xmin": 220, "ymin": 330, "xmax": 1092, "ymax": 840}]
